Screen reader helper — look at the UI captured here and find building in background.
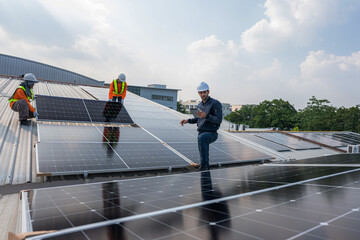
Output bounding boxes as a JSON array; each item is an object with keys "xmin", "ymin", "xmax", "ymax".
[
  {"xmin": 180, "ymin": 99, "xmax": 201, "ymax": 113},
  {"xmin": 222, "ymin": 103, "xmax": 231, "ymax": 117},
  {"xmin": 0, "ymin": 53, "xmax": 104, "ymax": 86},
  {"xmin": 230, "ymin": 104, "xmax": 243, "ymax": 112},
  {"xmin": 127, "ymin": 84, "xmax": 180, "ymax": 109},
  {"xmin": 180, "ymin": 99, "xmax": 231, "ymax": 117}
]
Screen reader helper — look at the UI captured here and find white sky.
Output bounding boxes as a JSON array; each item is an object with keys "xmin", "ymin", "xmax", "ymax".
[{"xmin": 0, "ymin": 0, "xmax": 359, "ymax": 109}]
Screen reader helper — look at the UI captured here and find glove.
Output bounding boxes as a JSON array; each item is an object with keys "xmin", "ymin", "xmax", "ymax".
[
  {"xmin": 34, "ymin": 111, "xmax": 39, "ymax": 117},
  {"xmin": 108, "ymin": 99, "xmax": 112, "ymax": 102},
  {"xmin": 121, "ymin": 99, "xmax": 124, "ymax": 104}
]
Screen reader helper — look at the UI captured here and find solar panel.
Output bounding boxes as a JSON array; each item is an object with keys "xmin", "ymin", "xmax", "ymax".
[
  {"xmin": 36, "ymin": 141, "xmax": 190, "ymax": 175},
  {"xmin": 36, "ymin": 142, "xmax": 129, "ymax": 174},
  {"xmin": 36, "ymin": 95, "xmax": 134, "ymax": 124},
  {"xmin": 23, "ymin": 162, "xmax": 360, "ymax": 240},
  {"xmin": 255, "ymin": 132, "xmax": 321, "ymax": 150},
  {"xmin": 234, "ymin": 133, "xmax": 292, "ymax": 152},
  {"xmin": 36, "ymin": 95, "xmax": 89, "ymax": 122},
  {"xmin": 38, "ymin": 124, "xmax": 104, "ymax": 142},
  {"xmin": 290, "ymin": 132, "xmax": 346, "ymax": 148},
  {"xmin": 167, "ymin": 141, "xmax": 272, "ymax": 165},
  {"xmin": 111, "ymin": 143, "xmax": 189, "ymax": 168},
  {"xmin": 38, "ymin": 124, "xmax": 159, "ymax": 143},
  {"xmin": 83, "ymin": 99, "xmax": 133, "ymax": 124},
  {"xmin": 329, "ymin": 133, "xmax": 360, "ymax": 145},
  {"xmin": 283, "ymin": 153, "xmax": 360, "ymax": 165},
  {"xmin": 149, "ymin": 129, "xmax": 198, "ymax": 142}
]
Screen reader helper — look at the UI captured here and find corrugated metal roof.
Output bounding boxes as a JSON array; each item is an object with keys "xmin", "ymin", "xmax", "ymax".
[{"xmin": 0, "ymin": 77, "xmax": 95, "ymax": 186}]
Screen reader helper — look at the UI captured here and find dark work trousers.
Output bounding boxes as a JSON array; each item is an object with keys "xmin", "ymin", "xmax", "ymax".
[
  {"xmin": 198, "ymin": 131, "xmax": 218, "ymax": 170},
  {"xmin": 112, "ymin": 96, "xmax": 122, "ymax": 102},
  {"xmin": 11, "ymin": 99, "xmax": 34, "ymax": 121}
]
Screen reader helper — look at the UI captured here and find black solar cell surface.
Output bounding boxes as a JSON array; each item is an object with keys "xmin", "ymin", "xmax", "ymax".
[
  {"xmin": 36, "ymin": 95, "xmax": 89, "ymax": 122},
  {"xmin": 83, "ymin": 99, "xmax": 133, "ymax": 124},
  {"xmin": 36, "ymin": 95, "xmax": 133, "ymax": 124},
  {"xmin": 24, "ymin": 161, "xmax": 360, "ymax": 240}
]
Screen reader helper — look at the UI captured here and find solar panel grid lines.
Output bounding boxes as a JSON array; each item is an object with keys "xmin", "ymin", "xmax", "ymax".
[{"xmin": 24, "ymin": 164, "xmax": 360, "ymax": 240}]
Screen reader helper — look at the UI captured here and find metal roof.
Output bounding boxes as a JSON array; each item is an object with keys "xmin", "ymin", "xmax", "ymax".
[{"xmin": 0, "ymin": 77, "xmax": 94, "ymax": 186}]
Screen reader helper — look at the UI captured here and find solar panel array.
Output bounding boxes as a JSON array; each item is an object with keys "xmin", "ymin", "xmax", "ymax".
[
  {"xmin": 35, "ymin": 90, "xmax": 273, "ymax": 176},
  {"xmin": 254, "ymin": 132, "xmax": 321, "ymax": 150},
  {"xmin": 37, "ymin": 122, "xmax": 273, "ymax": 175},
  {"xmin": 36, "ymin": 124, "xmax": 190, "ymax": 175},
  {"xmin": 36, "ymin": 95, "xmax": 134, "ymax": 124},
  {"xmin": 23, "ymin": 154, "xmax": 360, "ymax": 240},
  {"xmin": 289, "ymin": 132, "xmax": 360, "ymax": 148},
  {"xmin": 231, "ymin": 132, "xmax": 292, "ymax": 152}
]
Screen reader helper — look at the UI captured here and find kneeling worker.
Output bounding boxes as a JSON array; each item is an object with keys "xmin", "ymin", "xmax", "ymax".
[
  {"xmin": 108, "ymin": 73, "xmax": 127, "ymax": 104},
  {"xmin": 180, "ymin": 82, "xmax": 222, "ymax": 171},
  {"xmin": 9, "ymin": 73, "xmax": 39, "ymax": 125}
]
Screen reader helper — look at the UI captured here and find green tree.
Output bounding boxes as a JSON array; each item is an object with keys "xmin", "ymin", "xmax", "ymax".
[
  {"xmin": 224, "ymin": 104, "xmax": 256, "ymax": 126},
  {"xmin": 177, "ymin": 101, "xmax": 186, "ymax": 113},
  {"xmin": 252, "ymin": 99, "xmax": 297, "ymax": 130},
  {"xmin": 297, "ymin": 96, "xmax": 338, "ymax": 131},
  {"xmin": 336, "ymin": 105, "xmax": 360, "ymax": 133}
]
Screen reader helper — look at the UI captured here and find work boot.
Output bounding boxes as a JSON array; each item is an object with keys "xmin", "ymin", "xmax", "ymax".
[{"xmin": 20, "ymin": 120, "xmax": 31, "ymax": 126}]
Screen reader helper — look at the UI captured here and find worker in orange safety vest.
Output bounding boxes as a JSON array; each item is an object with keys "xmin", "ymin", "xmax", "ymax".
[
  {"xmin": 108, "ymin": 73, "xmax": 127, "ymax": 104},
  {"xmin": 8, "ymin": 73, "xmax": 39, "ymax": 126}
]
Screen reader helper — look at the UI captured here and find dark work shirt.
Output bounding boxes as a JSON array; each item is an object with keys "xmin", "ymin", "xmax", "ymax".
[{"xmin": 188, "ymin": 97, "xmax": 222, "ymax": 132}]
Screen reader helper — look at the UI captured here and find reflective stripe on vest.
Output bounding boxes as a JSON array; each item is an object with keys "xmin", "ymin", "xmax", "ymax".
[
  {"xmin": 112, "ymin": 79, "xmax": 125, "ymax": 95},
  {"xmin": 8, "ymin": 86, "xmax": 34, "ymax": 103}
]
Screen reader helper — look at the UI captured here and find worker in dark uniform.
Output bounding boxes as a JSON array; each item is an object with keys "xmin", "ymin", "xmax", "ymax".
[
  {"xmin": 180, "ymin": 82, "xmax": 222, "ymax": 171},
  {"xmin": 8, "ymin": 73, "xmax": 39, "ymax": 125}
]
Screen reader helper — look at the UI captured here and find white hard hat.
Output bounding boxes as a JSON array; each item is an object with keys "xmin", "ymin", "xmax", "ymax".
[
  {"xmin": 197, "ymin": 81, "xmax": 209, "ymax": 92},
  {"xmin": 118, "ymin": 73, "xmax": 126, "ymax": 82},
  {"xmin": 23, "ymin": 73, "xmax": 39, "ymax": 84}
]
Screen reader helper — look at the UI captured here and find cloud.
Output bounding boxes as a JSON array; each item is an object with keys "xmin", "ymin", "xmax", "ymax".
[
  {"xmin": 241, "ymin": 0, "xmax": 347, "ymax": 52},
  {"xmin": 290, "ymin": 50, "xmax": 360, "ymax": 107},
  {"xmin": 187, "ymin": 35, "xmax": 239, "ymax": 76},
  {"xmin": 185, "ymin": 35, "xmax": 290, "ymax": 104}
]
